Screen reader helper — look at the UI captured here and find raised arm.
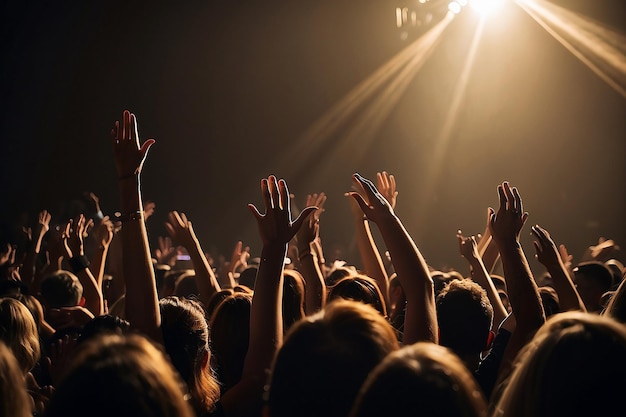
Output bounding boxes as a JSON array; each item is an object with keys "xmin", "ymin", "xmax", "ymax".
[
  {"xmin": 221, "ymin": 175, "xmax": 315, "ymax": 415},
  {"xmin": 458, "ymin": 233, "xmax": 508, "ymax": 329},
  {"xmin": 63, "ymin": 214, "xmax": 104, "ymax": 316},
  {"xmin": 89, "ymin": 216, "xmax": 114, "ymax": 295},
  {"xmin": 531, "ymin": 224, "xmax": 586, "ymax": 312},
  {"xmin": 349, "ymin": 173, "xmax": 436, "ymax": 344},
  {"xmin": 295, "ymin": 197, "xmax": 326, "ymax": 315},
  {"xmin": 111, "ymin": 109, "xmax": 160, "ymax": 341},
  {"xmin": 165, "ymin": 210, "xmax": 221, "ymax": 309},
  {"xmin": 488, "ymin": 182, "xmax": 544, "ymax": 383}
]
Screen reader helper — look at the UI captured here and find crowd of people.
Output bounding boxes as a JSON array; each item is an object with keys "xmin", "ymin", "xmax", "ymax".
[{"xmin": 1, "ymin": 110, "xmax": 624, "ymax": 417}]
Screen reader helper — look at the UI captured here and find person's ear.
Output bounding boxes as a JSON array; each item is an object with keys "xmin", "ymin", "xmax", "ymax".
[
  {"xmin": 485, "ymin": 330, "xmax": 495, "ymax": 350},
  {"xmin": 78, "ymin": 296, "xmax": 86, "ymax": 307}
]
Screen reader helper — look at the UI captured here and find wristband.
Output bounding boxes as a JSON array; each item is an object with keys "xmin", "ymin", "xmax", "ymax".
[
  {"xmin": 69, "ymin": 255, "xmax": 91, "ymax": 273},
  {"xmin": 117, "ymin": 211, "xmax": 144, "ymax": 223}
]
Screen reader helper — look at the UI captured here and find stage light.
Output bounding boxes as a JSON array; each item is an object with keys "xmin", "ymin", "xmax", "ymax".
[
  {"xmin": 470, "ymin": 0, "xmax": 505, "ymax": 16},
  {"xmin": 448, "ymin": 2, "xmax": 462, "ymax": 14}
]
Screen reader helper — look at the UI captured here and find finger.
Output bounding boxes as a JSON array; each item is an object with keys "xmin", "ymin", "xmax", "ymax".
[
  {"xmin": 278, "ymin": 178, "xmax": 290, "ymax": 212},
  {"xmin": 488, "ymin": 207, "xmax": 496, "ymax": 226},
  {"xmin": 389, "ymin": 174, "xmax": 396, "ymax": 192},
  {"xmin": 533, "ymin": 240, "xmax": 541, "ymax": 256},
  {"xmin": 497, "ymin": 185, "xmax": 507, "ymax": 211},
  {"xmin": 354, "ymin": 173, "xmax": 379, "ymax": 200},
  {"xmin": 248, "ymin": 203, "xmax": 264, "ymax": 220},
  {"xmin": 512, "ymin": 187, "xmax": 523, "ymax": 213},
  {"xmin": 503, "ymin": 182, "xmax": 515, "ymax": 211},
  {"xmin": 140, "ymin": 138, "xmax": 155, "ymax": 158},
  {"xmin": 164, "ymin": 222, "xmax": 176, "ymax": 239},
  {"xmin": 260, "ymin": 178, "xmax": 271, "ymax": 211},
  {"xmin": 130, "ymin": 113, "xmax": 140, "ymax": 147},
  {"xmin": 123, "ymin": 110, "xmax": 131, "ymax": 141},
  {"xmin": 348, "ymin": 192, "xmax": 369, "ymax": 216},
  {"xmin": 521, "ymin": 212, "xmax": 529, "ymax": 226},
  {"xmin": 291, "ymin": 206, "xmax": 318, "ymax": 233}
]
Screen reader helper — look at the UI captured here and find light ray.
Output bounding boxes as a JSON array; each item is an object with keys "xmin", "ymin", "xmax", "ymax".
[
  {"xmin": 518, "ymin": 0, "xmax": 626, "ymax": 98},
  {"xmin": 277, "ymin": 12, "xmax": 455, "ymax": 179}
]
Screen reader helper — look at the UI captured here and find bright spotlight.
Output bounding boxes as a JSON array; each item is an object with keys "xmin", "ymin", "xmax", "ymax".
[
  {"xmin": 470, "ymin": 0, "xmax": 505, "ymax": 16},
  {"xmin": 448, "ymin": 1, "xmax": 462, "ymax": 14}
]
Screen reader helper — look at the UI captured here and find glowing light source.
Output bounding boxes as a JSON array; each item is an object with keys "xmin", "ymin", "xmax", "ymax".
[
  {"xmin": 448, "ymin": 2, "xmax": 462, "ymax": 14},
  {"xmin": 470, "ymin": 0, "xmax": 505, "ymax": 16}
]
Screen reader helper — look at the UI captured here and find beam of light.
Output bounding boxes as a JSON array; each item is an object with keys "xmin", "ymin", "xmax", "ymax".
[
  {"xmin": 419, "ymin": 16, "xmax": 486, "ymax": 215},
  {"xmin": 470, "ymin": 0, "xmax": 506, "ymax": 16},
  {"xmin": 276, "ymin": 12, "xmax": 455, "ymax": 180},
  {"xmin": 518, "ymin": 0, "xmax": 626, "ymax": 99}
]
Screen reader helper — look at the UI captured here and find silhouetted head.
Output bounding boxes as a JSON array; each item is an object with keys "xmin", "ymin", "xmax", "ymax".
[
  {"xmin": 45, "ymin": 333, "xmax": 195, "ymax": 417},
  {"xmin": 494, "ymin": 312, "xmax": 626, "ymax": 417},
  {"xmin": 282, "ymin": 269, "xmax": 305, "ymax": 333},
  {"xmin": 436, "ymin": 279, "xmax": 493, "ymax": 361},
  {"xmin": 40, "ymin": 270, "xmax": 83, "ymax": 308},
  {"xmin": 0, "ymin": 297, "xmax": 40, "ymax": 374},
  {"xmin": 328, "ymin": 274, "xmax": 387, "ymax": 317},
  {"xmin": 573, "ymin": 261, "xmax": 613, "ymax": 312},
  {"xmin": 267, "ymin": 299, "xmax": 399, "ymax": 417},
  {"xmin": 350, "ymin": 343, "xmax": 487, "ymax": 417}
]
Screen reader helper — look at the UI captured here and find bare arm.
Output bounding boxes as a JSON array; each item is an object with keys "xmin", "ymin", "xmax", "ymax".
[
  {"xmin": 221, "ymin": 176, "xmax": 315, "ymax": 416},
  {"xmin": 489, "ymin": 182, "xmax": 545, "ymax": 383},
  {"xmin": 89, "ymin": 216, "xmax": 114, "ymax": 293},
  {"xmin": 350, "ymin": 173, "xmax": 437, "ymax": 344},
  {"xmin": 458, "ymin": 233, "xmax": 508, "ymax": 329},
  {"xmin": 531, "ymin": 224, "xmax": 585, "ymax": 312},
  {"xmin": 111, "ymin": 110, "xmax": 160, "ymax": 342},
  {"xmin": 165, "ymin": 210, "xmax": 221, "ymax": 309},
  {"xmin": 295, "ymin": 198, "xmax": 326, "ymax": 315}
]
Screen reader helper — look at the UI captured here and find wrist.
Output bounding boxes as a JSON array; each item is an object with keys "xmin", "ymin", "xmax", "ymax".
[{"xmin": 69, "ymin": 255, "xmax": 91, "ymax": 273}]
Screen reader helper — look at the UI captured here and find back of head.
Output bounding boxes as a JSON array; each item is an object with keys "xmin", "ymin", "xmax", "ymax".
[
  {"xmin": 237, "ymin": 266, "xmax": 258, "ymax": 290},
  {"xmin": 328, "ymin": 274, "xmax": 387, "ymax": 317},
  {"xmin": 573, "ymin": 261, "xmax": 614, "ymax": 312},
  {"xmin": 0, "ymin": 341, "xmax": 32, "ymax": 417},
  {"xmin": 268, "ymin": 299, "xmax": 399, "ymax": 417},
  {"xmin": 495, "ymin": 312, "xmax": 626, "ymax": 417},
  {"xmin": 436, "ymin": 279, "xmax": 493, "ymax": 357},
  {"xmin": 350, "ymin": 343, "xmax": 487, "ymax": 417},
  {"xmin": 209, "ymin": 292, "xmax": 252, "ymax": 391},
  {"xmin": 324, "ymin": 265, "xmax": 356, "ymax": 287},
  {"xmin": 282, "ymin": 269, "xmax": 305, "ymax": 333},
  {"xmin": 45, "ymin": 333, "xmax": 195, "ymax": 417},
  {"xmin": 40, "ymin": 270, "xmax": 83, "ymax": 308},
  {"xmin": 0, "ymin": 298, "xmax": 40, "ymax": 374},
  {"xmin": 159, "ymin": 296, "xmax": 220, "ymax": 413},
  {"xmin": 539, "ymin": 286, "xmax": 560, "ymax": 318},
  {"xmin": 174, "ymin": 272, "xmax": 199, "ymax": 299}
]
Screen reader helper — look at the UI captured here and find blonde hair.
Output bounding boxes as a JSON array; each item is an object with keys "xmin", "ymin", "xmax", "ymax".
[
  {"xmin": 0, "ymin": 341, "xmax": 32, "ymax": 417},
  {"xmin": 494, "ymin": 311, "xmax": 626, "ymax": 417},
  {"xmin": 0, "ymin": 298, "xmax": 40, "ymax": 374}
]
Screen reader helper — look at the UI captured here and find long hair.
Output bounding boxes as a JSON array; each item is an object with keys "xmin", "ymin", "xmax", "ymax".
[
  {"xmin": 494, "ymin": 312, "xmax": 626, "ymax": 417},
  {"xmin": 160, "ymin": 296, "xmax": 221, "ymax": 414},
  {"xmin": 0, "ymin": 298, "xmax": 40, "ymax": 374},
  {"xmin": 45, "ymin": 333, "xmax": 194, "ymax": 417}
]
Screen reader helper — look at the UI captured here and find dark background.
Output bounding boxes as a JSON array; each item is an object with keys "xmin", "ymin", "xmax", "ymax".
[{"xmin": 1, "ymin": 0, "xmax": 625, "ymax": 272}]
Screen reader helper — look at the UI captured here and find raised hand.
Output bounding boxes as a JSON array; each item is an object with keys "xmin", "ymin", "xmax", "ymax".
[
  {"xmin": 164, "ymin": 211, "xmax": 198, "ymax": 249},
  {"xmin": 248, "ymin": 176, "xmax": 317, "ymax": 247},
  {"xmin": 348, "ymin": 173, "xmax": 395, "ymax": 224},
  {"xmin": 376, "ymin": 171, "xmax": 398, "ymax": 209},
  {"xmin": 228, "ymin": 241, "xmax": 250, "ymax": 274},
  {"xmin": 457, "ymin": 232, "xmax": 480, "ymax": 261},
  {"xmin": 93, "ymin": 216, "xmax": 114, "ymax": 250},
  {"xmin": 531, "ymin": 225, "xmax": 562, "ymax": 267},
  {"xmin": 558, "ymin": 243, "xmax": 573, "ymax": 271},
  {"xmin": 110, "ymin": 110, "xmax": 155, "ymax": 180},
  {"xmin": 64, "ymin": 214, "xmax": 88, "ymax": 258},
  {"xmin": 488, "ymin": 181, "xmax": 528, "ymax": 244},
  {"xmin": 155, "ymin": 236, "xmax": 177, "ymax": 266}
]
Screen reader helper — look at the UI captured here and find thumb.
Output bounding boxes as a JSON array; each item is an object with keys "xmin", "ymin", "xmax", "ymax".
[
  {"xmin": 291, "ymin": 206, "xmax": 318, "ymax": 232},
  {"xmin": 140, "ymin": 138, "xmax": 156, "ymax": 157}
]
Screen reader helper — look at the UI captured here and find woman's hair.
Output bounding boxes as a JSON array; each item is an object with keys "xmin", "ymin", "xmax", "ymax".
[
  {"xmin": 328, "ymin": 274, "xmax": 387, "ymax": 317},
  {"xmin": 209, "ymin": 292, "xmax": 252, "ymax": 392},
  {"xmin": 0, "ymin": 341, "xmax": 32, "ymax": 417},
  {"xmin": 494, "ymin": 311, "xmax": 626, "ymax": 417},
  {"xmin": 267, "ymin": 299, "xmax": 399, "ymax": 417},
  {"xmin": 350, "ymin": 343, "xmax": 487, "ymax": 417},
  {"xmin": 206, "ymin": 289, "xmax": 234, "ymax": 321},
  {"xmin": 0, "ymin": 298, "xmax": 40, "ymax": 374},
  {"xmin": 159, "ymin": 296, "xmax": 220, "ymax": 414},
  {"xmin": 45, "ymin": 333, "xmax": 195, "ymax": 417},
  {"xmin": 282, "ymin": 269, "xmax": 305, "ymax": 333}
]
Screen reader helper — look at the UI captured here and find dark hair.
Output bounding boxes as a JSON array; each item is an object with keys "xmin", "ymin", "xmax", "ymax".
[
  {"xmin": 40, "ymin": 270, "xmax": 83, "ymax": 308},
  {"xmin": 268, "ymin": 300, "xmax": 399, "ymax": 417},
  {"xmin": 282, "ymin": 270, "xmax": 305, "ymax": 333},
  {"xmin": 328, "ymin": 275, "xmax": 387, "ymax": 317},
  {"xmin": 208, "ymin": 292, "xmax": 251, "ymax": 392},
  {"xmin": 436, "ymin": 279, "xmax": 493, "ymax": 355},
  {"xmin": 573, "ymin": 261, "xmax": 614, "ymax": 292},
  {"xmin": 237, "ymin": 266, "xmax": 258, "ymax": 290},
  {"xmin": 159, "ymin": 297, "xmax": 220, "ymax": 414}
]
